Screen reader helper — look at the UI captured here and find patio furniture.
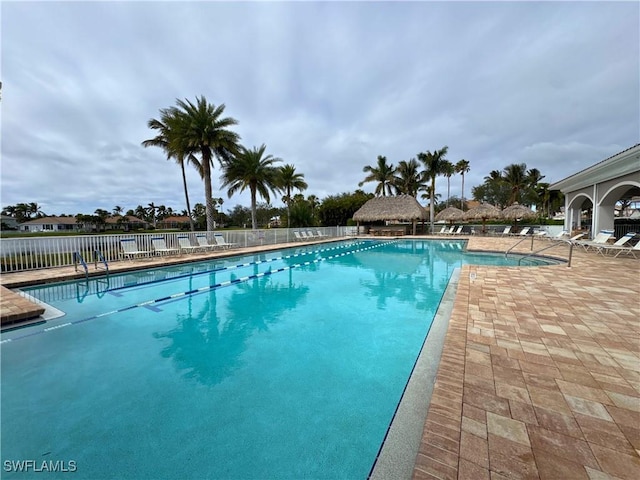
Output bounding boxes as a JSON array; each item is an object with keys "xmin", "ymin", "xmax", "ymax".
[
  {"xmin": 214, "ymin": 234, "xmax": 237, "ymax": 249},
  {"xmin": 151, "ymin": 237, "xmax": 180, "ymax": 256},
  {"xmin": 195, "ymin": 234, "xmax": 218, "ymax": 251},
  {"xmin": 595, "ymin": 232, "xmax": 637, "ymax": 257},
  {"xmin": 120, "ymin": 238, "xmax": 151, "ymax": 260},
  {"xmin": 177, "ymin": 235, "xmax": 201, "ymax": 253}
]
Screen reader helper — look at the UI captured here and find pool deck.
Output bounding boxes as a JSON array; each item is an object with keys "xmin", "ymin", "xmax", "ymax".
[{"xmin": 1, "ymin": 235, "xmax": 639, "ymax": 479}]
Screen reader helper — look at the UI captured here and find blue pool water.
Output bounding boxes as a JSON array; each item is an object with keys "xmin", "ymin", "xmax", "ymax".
[{"xmin": 1, "ymin": 240, "xmax": 554, "ymax": 479}]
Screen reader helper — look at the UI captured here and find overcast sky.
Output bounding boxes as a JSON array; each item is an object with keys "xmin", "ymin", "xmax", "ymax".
[{"xmin": 2, "ymin": 0, "xmax": 638, "ymax": 217}]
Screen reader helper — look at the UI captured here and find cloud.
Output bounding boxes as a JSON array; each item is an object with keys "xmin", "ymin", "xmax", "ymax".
[{"xmin": 1, "ymin": 1, "xmax": 638, "ymax": 216}]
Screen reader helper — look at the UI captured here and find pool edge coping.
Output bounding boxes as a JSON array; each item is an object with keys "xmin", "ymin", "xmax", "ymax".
[{"xmin": 370, "ymin": 267, "xmax": 461, "ymax": 480}]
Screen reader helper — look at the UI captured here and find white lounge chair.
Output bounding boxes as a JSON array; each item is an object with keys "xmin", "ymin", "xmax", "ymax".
[
  {"xmin": 151, "ymin": 236, "xmax": 180, "ymax": 256},
  {"xmin": 496, "ymin": 226, "xmax": 511, "ymax": 236},
  {"xmin": 595, "ymin": 232, "xmax": 637, "ymax": 257},
  {"xmin": 568, "ymin": 233, "xmax": 586, "ymax": 242},
  {"xmin": 511, "ymin": 227, "xmax": 530, "ymax": 236},
  {"xmin": 602, "ymin": 240, "xmax": 640, "ymax": 259},
  {"xmin": 214, "ymin": 234, "xmax": 237, "ymax": 249},
  {"xmin": 120, "ymin": 238, "xmax": 151, "ymax": 260},
  {"xmin": 195, "ymin": 234, "xmax": 217, "ymax": 251},
  {"xmin": 437, "ymin": 226, "xmax": 447, "ymax": 235},
  {"xmin": 177, "ymin": 235, "xmax": 201, "ymax": 253},
  {"xmin": 451, "ymin": 226, "xmax": 464, "ymax": 235},
  {"xmin": 316, "ymin": 230, "xmax": 328, "ymax": 238},
  {"xmin": 293, "ymin": 231, "xmax": 305, "ymax": 241},
  {"xmin": 575, "ymin": 230, "xmax": 614, "ymax": 251},
  {"xmin": 547, "ymin": 230, "xmax": 569, "ymax": 241}
]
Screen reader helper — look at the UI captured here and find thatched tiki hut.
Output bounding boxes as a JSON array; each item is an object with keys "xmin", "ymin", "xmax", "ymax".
[{"xmin": 352, "ymin": 195, "xmax": 428, "ymax": 235}]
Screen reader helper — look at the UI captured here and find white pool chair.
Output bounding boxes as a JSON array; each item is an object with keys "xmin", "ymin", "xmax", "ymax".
[
  {"xmin": 177, "ymin": 235, "xmax": 201, "ymax": 253},
  {"xmin": 151, "ymin": 237, "xmax": 180, "ymax": 256},
  {"xmin": 574, "ymin": 230, "xmax": 614, "ymax": 251},
  {"xmin": 120, "ymin": 238, "xmax": 151, "ymax": 260},
  {"xmin": 601, "ymin": 240, "xmax": 640, "ymax": 259},
  {"xmin": 595, "ymin": 232, "xmax": 637, "ymax": 257},
  {"xmin": 214, "ymin": 234, "xmax": 237, "ymax": 249},
  {"xmin": 195, "ymin": 234, "xmax": 218, "ymax": 251},
  {"xmin": 547, "ymin": 230, "xmax": 569, "ymax": 241},
  {"xmin": 511, "ymin": 227, "xmax": 530, "ymax": 236}
]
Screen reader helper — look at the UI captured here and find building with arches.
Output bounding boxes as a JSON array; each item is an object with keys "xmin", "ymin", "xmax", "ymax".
[{"xmin": 550, "ymin": 144, "xmax": 640, "ymax": 238}]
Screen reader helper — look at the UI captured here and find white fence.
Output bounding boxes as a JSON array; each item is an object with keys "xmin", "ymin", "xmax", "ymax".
[{"xmin": 0, "ymin": 227, "xmax": 346, "ymax": 273}]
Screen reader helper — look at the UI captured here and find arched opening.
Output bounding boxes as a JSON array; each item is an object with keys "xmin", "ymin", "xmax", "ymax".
[
  {"xmin": 566, "ymin": 194, "xmax": 592, "ymax": 234},
  {"xmin": 599, "ymin": 183, "xmax": 640, "ymax": 237}
]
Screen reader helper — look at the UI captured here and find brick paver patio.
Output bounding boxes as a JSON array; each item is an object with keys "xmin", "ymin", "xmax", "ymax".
[{"xmin": 414, "ymin": 236, "xmax": 640, "ymax": 480}]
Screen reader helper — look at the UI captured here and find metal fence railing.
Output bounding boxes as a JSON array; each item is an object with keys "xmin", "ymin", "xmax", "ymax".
[{"xmin": 1, "ymin": 227, "xmax": 346, "ymax": 273}]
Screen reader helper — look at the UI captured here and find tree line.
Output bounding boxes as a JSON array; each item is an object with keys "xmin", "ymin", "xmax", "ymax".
[
  {"xmin": 4, "ymin": 96, "xmax": 563, "ymax": 232},
  {"xmin": 358, "ymin": 147, "xmax": 564, "ymax": 230}
]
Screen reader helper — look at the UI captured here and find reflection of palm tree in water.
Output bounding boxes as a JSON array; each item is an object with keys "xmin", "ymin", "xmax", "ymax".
[{"xmin": 154, "ymin": 269, "xmax": 309, "ymax": 386}]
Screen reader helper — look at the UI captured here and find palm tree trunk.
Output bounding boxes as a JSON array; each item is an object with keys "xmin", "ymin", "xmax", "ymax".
[
  {"xmin": 287, "ymin": 186, "xmax": 291, "ymax": 229},
  {"xmin": 447, "ymin": 178, "xmax": 451, "ymax": 207},
  {"xmin": 202, "ymin": 154, "xmax": 215, "ymax": 232},
  {"xmin": 461, "ymin": 174, "xmax": 465, "ymax": 211},
  {"xmin": 250, "ymin": 187, "xmax": 258, "ymax": 230},
  {"xmin": 430, "ymin": 176, "xmax": 436, "ymax": 233},
  {"xmin": 180, "ymin": 162, "xmax": 195, "ymax": 232}
]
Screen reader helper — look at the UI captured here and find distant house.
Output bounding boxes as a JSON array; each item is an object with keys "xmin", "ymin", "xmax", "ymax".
[
  {"xmin": 105, "ymin": 215, "xmax": 149, "ymax": 231},
  {"xmin": 1, "ymin": 215, "xmax": 18, "ymax": 230},
  {"xmin": 19, "ymin": 216, "xmax": 82, "ymax": 233},
  {"xmin": 156, "ymin": 215, "xmax": 191, "ymax": 230}
]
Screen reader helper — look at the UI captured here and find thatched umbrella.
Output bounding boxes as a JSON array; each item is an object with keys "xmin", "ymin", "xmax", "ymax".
[
  {"xmin": 463, "ymin": 202, "xmax": 502, "ymax": 233},
  {"xmin": 435, "ymin": 206, "xmax": 464, "ymax": 225},
  {"xmin": 353, "ymin": 195, "xmax": 428, "ymax": 235},
  {"xmin": 501, "ymin": 202, "xmax": 536, "ymax": 228}
]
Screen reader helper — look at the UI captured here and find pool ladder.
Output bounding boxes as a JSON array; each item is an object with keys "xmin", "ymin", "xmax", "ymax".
[
  {"xmin": 73, "ymin": 250, "xmax": 110, "ymax": 280},
  {"xmin": 74, "ymin": 251, "xmax": 110, "ymax": 302},
  {"xmin": 505, "ymin": 238, "xmax": 574, "ymax": 267}
]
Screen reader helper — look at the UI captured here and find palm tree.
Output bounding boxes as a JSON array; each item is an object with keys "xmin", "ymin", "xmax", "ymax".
[
  {"xmin": 359, "ymin": 155, "xmax": 396, "ymax": 196},
  {"xmin": 28, "ymin": 202, "xmax": 45, "ymax": 218},
  {"xmin": 134, "ymin": 205, "xmax": 147, "ymax": 222},
  {"xmin": 503, "ymin": 163, "xmax": 528, "ymax": 205},
  {"xmin": 307, "ymin": 194, "xmax": 319, "ymax": 222},
  {"xmin": 142, "ymin": 110, "xmax": 199, "ymax": 231},
  {"xmin": 419, "ymin": 186, "xmax": 441, "ymax": 205},
  {"xmin": 220, "ymin": 144, "xmax": 282, "ymax": 230},
  {"xmin": 455, "ymin": 159, "xmax": 470, "ymax": 210},
  {"xmin": 417, "ymin": 145, "xmax": 449, "ymax": 232},
  {"xmin": 113, "ymin": 205, "xmax": 123, "ymax": 216},
  {"xmin": 215, "ymin": 198, "xmax": 224, "ymax": 226},
  {"xmin": 146, "ymin": 202, "xmax": 158, "ymax": 227},
  {"xmin": 394, "ymin": 158, "xmax": 422, "ymax": 197},
  {"xmin": 527, "ymin": 168, "xmax": 545, "ymax": 186},
  {"xmin": 163, "ymin": 96, "xmax": 240, "ymax": 232},
  {"xmin": 279, "ymin": 164, "xmax": 308, "ymax": 228},
  {"xmin": 485, "ymin": 170, "xmax": 503, "ymax": 182},
  {"xmin": 441, "ymin": 160, "xmax": 455, "ymax": 207},
  {"xmin": 94, "ymin": 209, "xmax": 109, "ymax": 232}
]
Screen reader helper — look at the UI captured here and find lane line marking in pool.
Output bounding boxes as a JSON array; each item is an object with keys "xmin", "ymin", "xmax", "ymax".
[
  {"xmin": 103, "ymin": 240, "xmax": 368, "ymax": 294},
  {"xmin": 43, "ymin": 322, "xmax": 71, "ymax": 331},
  {"xmin": 3, "ymin": 240, "xmax": 399, "ymax": 342}
]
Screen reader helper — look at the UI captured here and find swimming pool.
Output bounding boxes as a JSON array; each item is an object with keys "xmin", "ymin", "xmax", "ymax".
[{"xmin": 1, "ymin": 239, "xmax": 556, "ymax": 479}]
